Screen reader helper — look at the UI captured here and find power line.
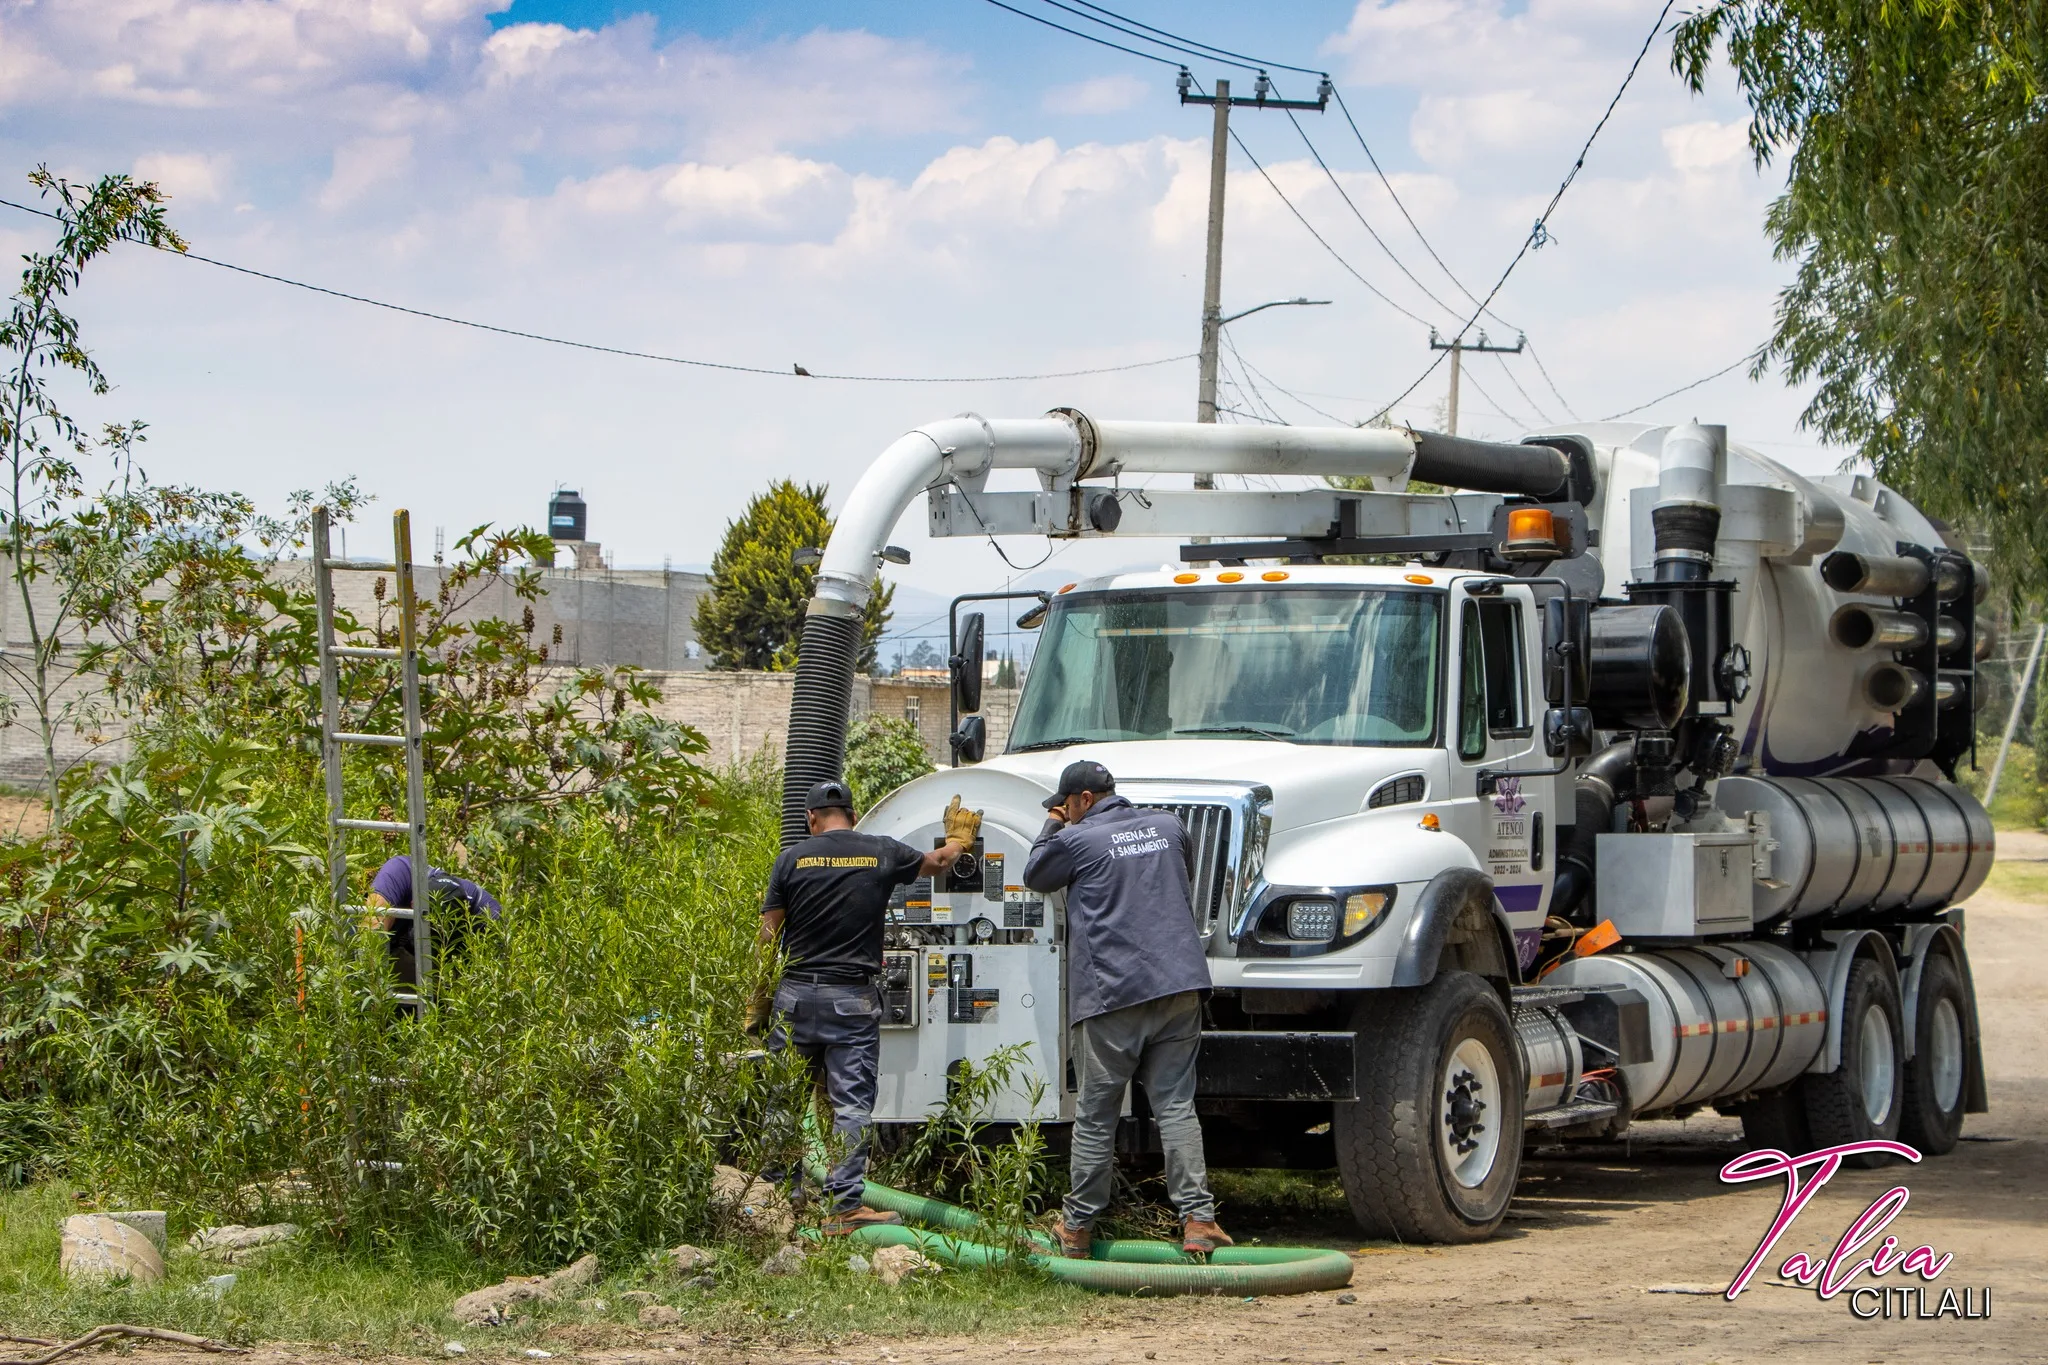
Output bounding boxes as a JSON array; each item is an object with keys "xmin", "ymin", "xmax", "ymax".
[
  {"xmin": 0, "ymin": 194, "xmax": 1195, "ymax": 385},
  {"xmin": 1026, "ymin": 0, "xmax": 1262, "ymax": 72},
  {"xmin": 1523, "ymin": 337, "xmax": 1579, "ymax": 418},
  {"xmin": 1226, "ymin": 128, "xmax": 1435, "ymax": 328},
  {"xmin": 1599, "ymin": 349, "xmax": 1761, "ymax": 421},
  {"xmin": 1327, "ymin": 88, "xmax": 1517, "ymax": 333},
  {"xmin": 978, "ymin": 0, "xmax": 1182, "ymax": 66},
  {"xmin": 1224, "ymin": 336, "xmax": 1355, "ymax": 425},
  {"xmin": 1491, "ymin": 350, "xmax": 1557, "ymax": 427},
  {"xmin": 1371, "ymin": 0, "xmax": 1678, "ymax": 420},
  {"xmin": 1283, "ymin": 109, "xmax": 1461, "ymax": 324},
  {"xmin": 1065, "ymin": 0, "xmax": 1329, "ymax": 76}
]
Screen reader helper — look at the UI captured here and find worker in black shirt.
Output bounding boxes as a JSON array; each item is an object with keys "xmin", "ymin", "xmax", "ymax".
[{"xmin": 755, "ymin": 778, "xmax": 982, "ymax": 1234}]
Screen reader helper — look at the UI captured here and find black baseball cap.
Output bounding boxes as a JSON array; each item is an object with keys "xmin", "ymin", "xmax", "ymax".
[
  {"xmin": 805, "ymin": 779, "xmax": 856, "ymax": 813},
  {"xmin": 1043, "ymin": 759, "xmax": 1115, "ymax": 811}
]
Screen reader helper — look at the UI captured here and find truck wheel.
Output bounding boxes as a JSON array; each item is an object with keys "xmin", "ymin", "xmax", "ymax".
[
  {"xmin": 1734, "ymin": 1083, "xmax": 1812, "ymax": 1153},
  {"xmin": 1900, "ymin": 953, "xmax": 1968, "ymax": 1157},
  {"xmin": 1803, "ymin": 957, "xmax": 1904, "ymax": 1167},
  {"xmin": 1333, "ymin": 971, "xmax": 1523, "ymax": 1243}
]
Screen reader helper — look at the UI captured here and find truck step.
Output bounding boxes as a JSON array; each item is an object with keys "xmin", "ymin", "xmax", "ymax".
[{"xmin": 1524, "ymin": 1099, "xmax": 1621, "ymax": 1130}]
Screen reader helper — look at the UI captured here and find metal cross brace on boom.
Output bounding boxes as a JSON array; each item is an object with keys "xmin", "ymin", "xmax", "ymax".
[{"xmin": 313, "ymin": 507, "xmax": 432, "ymax": 1012}]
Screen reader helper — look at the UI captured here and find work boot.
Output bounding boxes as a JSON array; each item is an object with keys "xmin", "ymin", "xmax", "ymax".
[
  {"xmin": 1182, "ymin": 1218, "xmax": 1234, "ymax": 1255},
  {"xmin": 821, "ymin": 1206, "xmax": 903, "ymax": 1236},
  {"xmin": 1055, "ymin": 1220, "xmax": 1094, "ymax": 1259}
]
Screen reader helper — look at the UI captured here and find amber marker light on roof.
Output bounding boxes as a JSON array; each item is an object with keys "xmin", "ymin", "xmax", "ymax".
[
  {"xmin": 1217, "ymin": 571, "xmax": 1244, "ymax": 582},
  {"xmin": 1405, "ymin": 573, "xmax": 1433, "ymax": 585},
  {"xmin": 1261, "ymin": 570, "xmax": 1290, "ymax": 582},
  {"xmin": 1057, "ymin": 583, "xmax": 1076, "ymax": 594},
  {"xmin": 1173, "ymin": 572, "xmax": 1200, "ymax": 584},
  {"xmin": 1504, "ymin": 506, "xmax": 1558, "ymax": 556}
]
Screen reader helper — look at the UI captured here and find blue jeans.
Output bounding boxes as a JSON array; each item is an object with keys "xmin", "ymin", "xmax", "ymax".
[{"xmin": 767, "ymin": 978, "xmax": 882, "ymax": 1213}]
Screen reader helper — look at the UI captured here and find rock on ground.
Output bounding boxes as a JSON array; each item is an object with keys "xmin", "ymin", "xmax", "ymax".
[
  {"xmin": 61, "ymin": 1215, "xmax": 165, "ymax": 1286},
  {"xmin": 101, "ymin": 1211, "xmax": 168, "ymax": 1254},
  {"xmin": 709, "ymin": 1165, "xmax": 794, "ymax": 1241},
  {"xmin": 759, "ymin": 1243, "xmax": 808, "ymax": 1277},
  {"xmin": 651, "ymin": 1243, "xmax": 716, "ymax": 1275},
  {"xmin": 450, "ymin": 1254, "xmax": 602, "ymax": 1327},
  {"xmin": 869, "ymin": 1244, "xmax": 939, "ymax": 1288},
  {"xmin": 636, "ymin": 1304, "xmax": 683, "ymax": 1327},
  {"xmin": 189, "ymin": 1222, "xmax": 302, "ymax": 1263}
]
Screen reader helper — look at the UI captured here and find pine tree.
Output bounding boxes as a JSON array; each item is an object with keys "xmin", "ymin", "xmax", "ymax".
[{"xmin": 692, "ymin": 480, "xmax": 893, "ymax": 671}]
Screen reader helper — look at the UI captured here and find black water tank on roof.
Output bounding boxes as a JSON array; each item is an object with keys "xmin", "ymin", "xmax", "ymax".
[{"xmin": 549, "ymin": 489, "xmax": 587, "ymax": 541}]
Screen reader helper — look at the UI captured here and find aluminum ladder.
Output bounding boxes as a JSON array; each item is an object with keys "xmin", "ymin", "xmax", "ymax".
[{"xmin": 313, "ymin": 506, "xmax": 432, "ymax": 1011}]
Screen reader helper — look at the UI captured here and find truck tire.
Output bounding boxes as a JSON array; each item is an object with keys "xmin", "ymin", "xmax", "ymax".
[
  {"xmin": 1803, "ymin": 957, "xmax": 1904, "ymax": 1167},
  {"xmin": 1734, "ymin": 1083, "xmax": 1812, "ymax": 1153},
  {"xmin": 1900, "ymin": 953, "xmax": 1968, "ymax": 1156},
  {"xmin": 1333, "ymin": 971, "xmax": 1523, "ymax": 1243}
]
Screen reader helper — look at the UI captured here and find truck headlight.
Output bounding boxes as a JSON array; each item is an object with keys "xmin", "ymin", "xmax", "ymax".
[
  {"xmin": 1285, "ymin": 898, "xmax": 1339, "ymax": 941},
  {"xmin": 1343, "ymin": 890, "xmax": 1390, "ymax": 936},
  {"xmin": 1248, "ymin": 885, "xmax": 1397, "ymax": 951}
]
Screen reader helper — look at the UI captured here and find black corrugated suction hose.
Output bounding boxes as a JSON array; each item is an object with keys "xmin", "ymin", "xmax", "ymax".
[{"xmin": 780, "ymin": 607, "xmax": 863, "ymax": 848}]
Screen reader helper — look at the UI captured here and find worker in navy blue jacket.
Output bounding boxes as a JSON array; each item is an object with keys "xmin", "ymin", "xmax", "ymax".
[{"xmin": 1022, "ymin": 759, "xmax": 1231, "ymax": 1259}]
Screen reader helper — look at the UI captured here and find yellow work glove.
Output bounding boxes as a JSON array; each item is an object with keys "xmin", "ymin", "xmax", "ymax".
[
  {"xmin": 943, "ymin": 794, "xmax": 983, "ymax": 848},
  {"xmin": 743, "ymin": 985, "xmax": 773, "ymax": 1038}
]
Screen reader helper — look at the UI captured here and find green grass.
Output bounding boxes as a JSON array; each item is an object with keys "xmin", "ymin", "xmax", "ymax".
[
  {"xmin": 1982, "ymin": 858, "xmax": 2048, "ymax": 903},
  {"xmin": 0, "ymin": 1183, "xmax": 1099, "ymax": 1353},
  {"xmin": 1964, "ymin": 738, "xmax": 2047, "ymax": 830}
]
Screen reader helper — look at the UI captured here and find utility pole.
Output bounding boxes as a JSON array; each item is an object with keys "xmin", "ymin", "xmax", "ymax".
[
  {"xmin": 1181, "ymin": 69, "xmax": 1331, "ymax": 487},
  {"xmin": 1428, "ymin": 328, "xmax": 1526, "ymax": 435}
]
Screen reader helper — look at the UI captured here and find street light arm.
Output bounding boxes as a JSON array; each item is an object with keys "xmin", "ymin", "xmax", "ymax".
[{"xmin": 1220, "ymin": 297, "xmax": 1332, "ymax": 326}]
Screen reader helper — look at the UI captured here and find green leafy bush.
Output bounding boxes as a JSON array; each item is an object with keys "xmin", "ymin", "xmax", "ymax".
[{"xmin": 844, "ymin": 712, "xmax": 935, "ymax": 813}]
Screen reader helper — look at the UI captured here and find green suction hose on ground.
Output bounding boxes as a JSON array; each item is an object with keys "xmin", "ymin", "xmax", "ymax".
[{"xmin": 827, "ymin": 1170, "xmax": 1355, "ymax": 1297}]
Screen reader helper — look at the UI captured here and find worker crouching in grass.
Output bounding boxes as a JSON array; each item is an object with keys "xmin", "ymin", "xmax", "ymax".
[
  {"xmin": 1023, "ymin": 760, "xmax": 1233, "ymax": 1259},
  {"xmin": 752, "ymin": 779, "xmax": 982, "ymax": 1236},
  {"xmin": 364, "ymin": 853, "xmax": 504, "ymax": 990}
]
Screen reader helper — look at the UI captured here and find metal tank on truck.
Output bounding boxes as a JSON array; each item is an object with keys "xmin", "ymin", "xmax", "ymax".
[{"xmin": 778, "ymin": 410, "xmax": 1996, "ymax": 1244}]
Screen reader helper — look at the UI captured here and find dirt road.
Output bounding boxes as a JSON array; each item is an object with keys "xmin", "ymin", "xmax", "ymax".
[{"xmin": 753, "ymin": 831, "xmax": 2048, "ymax": 1365}]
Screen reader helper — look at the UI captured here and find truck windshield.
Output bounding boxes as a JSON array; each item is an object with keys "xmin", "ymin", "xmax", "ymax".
[{"xmin": 1009, "ymin": 587, "xmax": 1442, "ymax": 750}]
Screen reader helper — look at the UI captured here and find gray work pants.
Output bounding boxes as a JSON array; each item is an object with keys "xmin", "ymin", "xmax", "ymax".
[
  {"xmin": 1065, "ymin": 990, "xmax": 1215, "ymax": 1227},
  {"xmin": 767, "ymin": 978, "xmax": 881, "ymax": 1213}
]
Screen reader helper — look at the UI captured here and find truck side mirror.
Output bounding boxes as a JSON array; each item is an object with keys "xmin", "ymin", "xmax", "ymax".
[
  {"xmin": 1544, "ymin": 706, "xmax": 1593, "ymax": 757},
  {"xmin": 1542, "ymin": 596, "xmax": 1591, "ymax": 705},
  {"xmin": 952, "ymin": 612, "xmax": 985, "ymax": 715},
  {"xmin": 950, "ymin": 714, "xmax": 987, "ymax": 765}
]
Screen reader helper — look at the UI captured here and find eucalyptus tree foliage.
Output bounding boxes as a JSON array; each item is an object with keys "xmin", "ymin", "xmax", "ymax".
[
  {"xmin": 1674, "ymin": 3, "xmax": 2048, "ymax": 598},
  {"xmin": 0, "ymin": 167, "xmax": 183, "ymax": 826}
]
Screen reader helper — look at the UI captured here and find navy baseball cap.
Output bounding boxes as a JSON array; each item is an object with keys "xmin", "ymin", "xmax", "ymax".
[
  {"xmin": 805, "ymin": 779, "xmax": 856, "ymax": 813},
  {"xmin": 1043, "ymin": 760, "xmax": 1114, "ymax": 810}
]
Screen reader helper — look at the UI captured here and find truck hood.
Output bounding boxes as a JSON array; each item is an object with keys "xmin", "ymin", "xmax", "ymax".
[{"xmin": 974, "ymin": 740, "xmax": 1437, "ymax": 831}]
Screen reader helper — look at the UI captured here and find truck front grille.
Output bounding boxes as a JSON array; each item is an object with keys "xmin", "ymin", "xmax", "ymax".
[{"xmin": 1137, "ymin": 801, "xmax": 1235, "ymax": 934}]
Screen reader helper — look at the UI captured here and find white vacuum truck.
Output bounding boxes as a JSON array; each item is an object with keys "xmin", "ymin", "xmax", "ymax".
[{"xmin": 775, "ymin": 412, "xmax": 1995, "ymax": 1243}]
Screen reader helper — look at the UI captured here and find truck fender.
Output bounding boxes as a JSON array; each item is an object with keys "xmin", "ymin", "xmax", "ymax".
[
  {"xmin": 1899, "ymin": 917, "xmax": 1987, "ymax": 1114},
  {"xmin": 1390, "ymin": 866, "xmax": 1519, "ymax": 997},
  {"xmin": 1800, "ymin": 929, "xmax": 1899, "ymax": 1076}
]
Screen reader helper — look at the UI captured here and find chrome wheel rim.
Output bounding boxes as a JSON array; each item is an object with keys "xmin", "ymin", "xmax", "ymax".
[
  {"xmin": 1859, "ymin": 1002, "xmax": 1897, "ymax": 1127},
  {"xmin": 1930, "ymin": 997, "xmax": 1964, "ymax": 1115},
  {"xmin": 1440, "ymin": 1036, "xmax": 1502, "ymax": 1189}
]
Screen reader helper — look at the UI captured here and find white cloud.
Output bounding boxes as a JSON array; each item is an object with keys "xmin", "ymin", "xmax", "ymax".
[
  {"xmin": 319, "ymin": 135, "xmax": 413, "ymax": 209},
  {"xmin": 1663, "ymin": 119, "xmax": 1750, "ymax": 175},
  {"xmin": 133, "ymin": 150, "xmax": 230, "ymax": 202},
  {"xmin": 1043, "ymin": 74, "xmax": 1149, "ymax": 116}
]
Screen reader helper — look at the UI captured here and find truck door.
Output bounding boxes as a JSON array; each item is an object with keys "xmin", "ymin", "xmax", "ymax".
[{"xmin": 1451, "ymin": 582, "xmax": 1554, "ymax": 975}]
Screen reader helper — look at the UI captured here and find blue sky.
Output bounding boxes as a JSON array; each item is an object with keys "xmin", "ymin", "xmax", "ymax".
[{"xmin": 0, "ymin": 1, "xmax": 1830, "ymax": 606}]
